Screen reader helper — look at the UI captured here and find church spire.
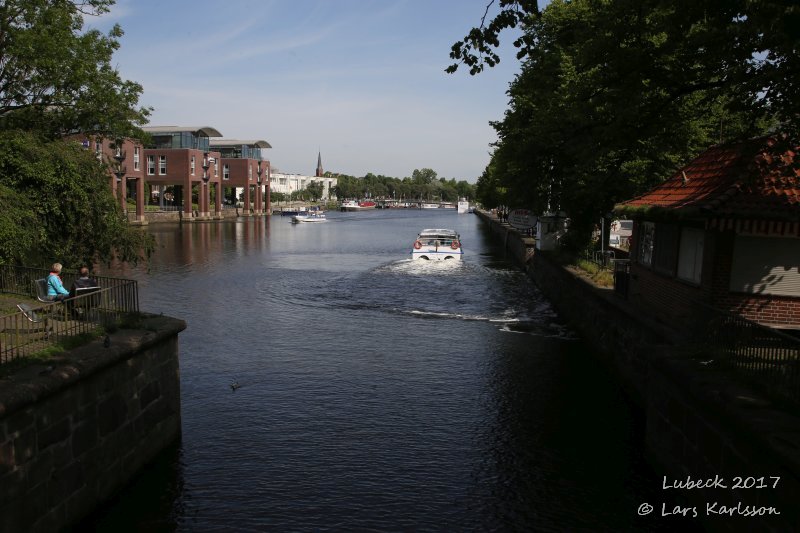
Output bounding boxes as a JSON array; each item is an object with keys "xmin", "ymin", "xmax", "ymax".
[{"xmin": 315, "ymin": 151, "xmax": 323, "ymax": 177}]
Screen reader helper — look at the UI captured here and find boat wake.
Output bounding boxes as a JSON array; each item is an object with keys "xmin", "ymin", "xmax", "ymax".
[{"xmin": 257, "ymin": 256, "xmax": 576, "ymax": 340}]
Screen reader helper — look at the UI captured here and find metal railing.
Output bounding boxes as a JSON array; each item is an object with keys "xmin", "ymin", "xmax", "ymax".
[
  {"xmin": 0, "ymin": 266, "xmax": 139, "ymax": 366},
  {"xmin": 692, "ymin": 304, "xmax": 800, "ymax": 406},
  {"xmin": 0, "ymin": 265, "xmax": 135, "ymax": 299}
]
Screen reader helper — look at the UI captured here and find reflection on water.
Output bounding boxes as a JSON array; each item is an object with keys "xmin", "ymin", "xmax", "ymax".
[{"xmin": 83, "ymin": 210, "xmax": 691, "ymax": 531}]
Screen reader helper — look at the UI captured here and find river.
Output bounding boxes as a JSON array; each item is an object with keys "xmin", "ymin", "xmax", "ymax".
[{"xmin": 81, "ymin": 208, "xmax": 687, "ymax": 531}]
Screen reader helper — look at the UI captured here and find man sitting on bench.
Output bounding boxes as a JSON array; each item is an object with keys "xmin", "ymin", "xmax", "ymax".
[
  {"xmin": 69, "ymin": 266, "xmax": 98, "ymax": 297},
  {"xmin": 68, "ymin": 266, "xmax": 100, "ymax": 318}
]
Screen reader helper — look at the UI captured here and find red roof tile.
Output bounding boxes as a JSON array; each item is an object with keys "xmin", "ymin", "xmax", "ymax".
[{"xmin": 617, "ymin": 137, "xmax": 800, "ymax": 221}]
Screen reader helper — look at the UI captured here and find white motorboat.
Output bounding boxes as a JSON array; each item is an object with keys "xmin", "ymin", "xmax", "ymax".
[
  {"xmin": 292, "ymin": 212, "xmax": 327, "ymax": 223},
  {"xmin": 419, "ymin": 203, "xmax": 440, "ymax": 209},
  {"xmin": 411, "ymin": 229, "xmax": 463, "ymax": 261}
]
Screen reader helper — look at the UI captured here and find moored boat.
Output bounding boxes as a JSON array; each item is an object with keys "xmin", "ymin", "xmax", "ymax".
[
  {"xmin": 411, "ymin": 229, "xmax": 463, "ymax": 261},
  {"xmin": 340, "ymin": 200, "xmax": 377, "ymax": 212}
]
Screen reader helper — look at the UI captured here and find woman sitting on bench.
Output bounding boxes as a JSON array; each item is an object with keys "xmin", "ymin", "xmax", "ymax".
[{"xmin": 47, "ymin": 263, "xmax": 70, "ymax": 302}]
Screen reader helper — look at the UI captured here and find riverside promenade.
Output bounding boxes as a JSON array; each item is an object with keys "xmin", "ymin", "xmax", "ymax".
[{"xmin": 475, "ymin": 208, "xmax": 800, "ymax": 531}]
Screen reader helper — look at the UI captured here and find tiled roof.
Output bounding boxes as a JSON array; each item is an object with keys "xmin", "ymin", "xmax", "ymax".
[{"xmin": 617, "ymin": 137, "xmax": 800, "ymax": 221}]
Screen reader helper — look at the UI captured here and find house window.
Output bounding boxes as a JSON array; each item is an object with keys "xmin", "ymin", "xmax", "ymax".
[
  {"xmin": 147, "ymin": 155, "xmax": 155, "ymax": 176},
  {"xmin": 248, "ymin": 165, "xmax": 252, "ymax": 180},
  {"xmin": 730, "ymin": 235, "xmax": 800, "ymax": 296},
  {"xmin": 159, "ymin": 155, "xmax": 167, "ymax": 175},
  {"xmin": 214, "ymin": 160, "xmax": 218, "ymax": 177},
  {"xmin": 191, "ymin": 155, "xmax": 195, "ymax": 175},
  {"xmin": 653, "ymin": 223, "xmax": 679, "ymax": 276},
  {"xmin": 133, "ymin": 147, "xmax": 140, "ymax": 171},
  {"xmin": 638, "ymin": 222, "xmax": 655, "ymax": 267},
  {"xmin": 95, "ymin": 140, "xmax": 102, "ymax": 158},
  {"xmin": 223, "ymin": 164, "xmax": 230, "ymax": 180},
  {"xmin": 677, "ymin": 228, "xmax": 704, "ymax": 284}
]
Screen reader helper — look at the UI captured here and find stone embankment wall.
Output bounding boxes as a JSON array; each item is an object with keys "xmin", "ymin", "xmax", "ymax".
[
  {"xmin": 0, "ymin": 315, "xmax": 185, "ymax": 533},
  {"xmin": 476, "ymin": 209, "xmax": 800, "ymax": 531},
  {"xmin": 128, "ymin": 208, "xmax": 246, "ymax": 224},
  {"xmin": 479, "ymin": 210, "xmax": 536, "ymax": 264}
]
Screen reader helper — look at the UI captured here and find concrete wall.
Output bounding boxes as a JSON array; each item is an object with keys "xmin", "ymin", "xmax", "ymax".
[
  {"xmin": 0, "ymin": 315, "xmax": 185, "ymax": 533},
  {"xmin": 476, "ymin": 210, "xmax": 800, "ymax": 530},
  {"xmin": 478, "ymin": 210, "xmax": 535, "ymax": 265}
]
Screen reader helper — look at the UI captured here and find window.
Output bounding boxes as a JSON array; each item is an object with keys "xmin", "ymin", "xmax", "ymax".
[
  {"xmin": 95, "ymin": 140, "xmax": 102, "ymax": 158},
  {"xmin": 147, "ymin": 155, "xmax": 155, "ymax": 176},
  {"xmin": 223, "ymin": 164, "xmax": 230, "ymax": 180},
  {"xmin": 248, "ymin": 165, "xmax": 252, "ymax": 179},
  {"xmin": 730, "ymin": 236, "xmax": 800, "ymax": 296},
  {"xmin": 677, "ymin": 228, "xmax": 704, "ymax": 284},
  {"xmin": 653, "ymin": 223, "xmax": 679, "ymax": 276},
  {"xmin": 159, "ymin": 155, "xmax": 167, "ymax": 175},
  {"xmin": 133, "ymin": 147, "xmax": 140, "ymax": 171},
  {"xmin": 638, "ymin": 222, "xmax": 655, "ymax": 267},
  {"xmin": 191, "ymin": 155, "xmax": 195, "ymax": 175}
]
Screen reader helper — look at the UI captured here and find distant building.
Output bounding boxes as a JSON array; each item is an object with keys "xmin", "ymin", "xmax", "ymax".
[
  {"xmin": 316, "ymin": 151, "xmax": 324, "ymax": 177},
  {"xmin": 269, "ymin": 152, "xmax": 337, "ymax": 200}
]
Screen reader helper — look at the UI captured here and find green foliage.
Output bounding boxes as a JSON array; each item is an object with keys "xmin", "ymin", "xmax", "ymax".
[
  {"xmin": 574, "ymin": 259, "xmax": 614, "ymax": 288},
  {"xmin": 305, "ymin": 181, "xmax": 324, "ymax": 201},
  {"xmin": 330, "ymin": 169, "xmax": 475, "ymax": 202},
  {"xmin": 0, "ymin": 130, "xmax": 155, "ymax": 267},
  {"xmin": 449, "ymin": 0, "xmax": 800, "ymax": 140},
  {"xmin": 0, "ymin": 1, "xmax": 154, "ymax": 267},
  {"xmin": 447, "ymin": 0, "xmax": 540, "ymax": 75},
  {"xmin": 0, "ymin": 184, "xmax": 39, "ymax": 263},
  {"xmin": 460, "ymin": 0, "xmax": 792, "ymax": 251},
  {"xmin": 0, "ymin": 0, "xmax": 151, "ymax": 138}
]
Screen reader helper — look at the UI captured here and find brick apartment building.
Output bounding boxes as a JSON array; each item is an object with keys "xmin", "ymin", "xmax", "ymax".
[{"xmin": 208, "ymin": 139, "xmax": 272, "ymax": 215}]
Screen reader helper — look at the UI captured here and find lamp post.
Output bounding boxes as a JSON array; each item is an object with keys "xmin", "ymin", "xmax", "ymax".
[{"xmin": 201, "ymin": 152, "xmax": 210, "ymax": 219}]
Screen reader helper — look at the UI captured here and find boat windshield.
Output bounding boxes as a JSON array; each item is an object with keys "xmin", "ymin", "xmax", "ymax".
[{"xmin": 416, "ymin": 230, "xmax": 459, "ymax": 244}]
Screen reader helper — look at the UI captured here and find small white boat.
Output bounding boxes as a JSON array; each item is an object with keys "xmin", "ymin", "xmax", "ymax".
[
  {"xmin": 411, "ymin": 229, "xmax": 463, "ymax": 261},
  {"xmin": 419, "ymin": 203, "xmax": 439, "ymax": 209},
  {"xmin": 292, "ymin": 212, "xmax": 327, "ymax": 223}
]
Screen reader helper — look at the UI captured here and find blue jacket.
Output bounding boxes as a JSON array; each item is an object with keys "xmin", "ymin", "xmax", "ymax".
[{"xmin": 47, "ymin": 273, "xmax": 70, "ymax": 297}]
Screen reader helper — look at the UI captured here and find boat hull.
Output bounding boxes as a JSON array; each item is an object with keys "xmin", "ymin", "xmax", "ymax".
[
  {"xmin": 291, "ymin": 215, "xmax": 327, "ymax": 223},
  {"xmin": 411, "ymin": 249, "xmax": 463, "ymax": 261}
]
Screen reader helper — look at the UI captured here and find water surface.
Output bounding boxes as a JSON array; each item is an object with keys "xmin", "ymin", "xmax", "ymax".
[{"xmin": 85, "ymin": 209, "xmax": 684, "ymax": 531}]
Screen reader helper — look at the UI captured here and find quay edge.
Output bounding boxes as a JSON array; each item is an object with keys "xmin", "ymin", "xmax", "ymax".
[{"xmin": 0, "ymin": 315, "xmax": 186, "ymax": 533}]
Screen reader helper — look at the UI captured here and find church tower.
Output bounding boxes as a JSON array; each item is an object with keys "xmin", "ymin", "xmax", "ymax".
[{"xmin": 315, "ymin": 151, "xmax": 323, "ymax": 177}]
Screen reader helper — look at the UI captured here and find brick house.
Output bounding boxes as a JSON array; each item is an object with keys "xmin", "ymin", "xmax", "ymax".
[
  {"xmin": 208, "ymin": 139, "xmax": 272, "ymax": 215},
  {"xmin": 615, "ymin": 136, "xmax": 800, "ymax": 332},
  {"xmin": 142, "ymin": 126, "xmax": 224, "ymax": 220}
]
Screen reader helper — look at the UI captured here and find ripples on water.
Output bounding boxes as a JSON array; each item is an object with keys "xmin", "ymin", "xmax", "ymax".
[{"xmin": 82, "ymin": 210, "xmax": 691, "ymax": 532}]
